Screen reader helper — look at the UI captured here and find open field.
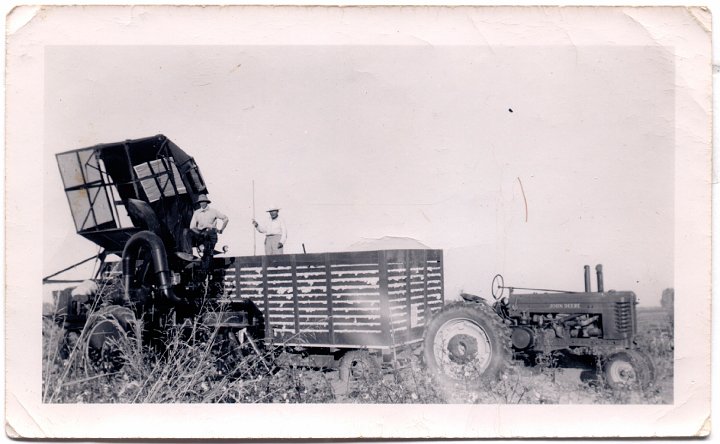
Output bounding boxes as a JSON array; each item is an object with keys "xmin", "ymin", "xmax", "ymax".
[{"xmin": 42, "ymin": 300, "xmax": 673, "ymax": 404}]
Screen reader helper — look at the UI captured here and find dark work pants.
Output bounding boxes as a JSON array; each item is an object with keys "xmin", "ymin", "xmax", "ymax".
[{"xmin": 183, "ymin": 228, "xmax": 218, "ymax": 270}]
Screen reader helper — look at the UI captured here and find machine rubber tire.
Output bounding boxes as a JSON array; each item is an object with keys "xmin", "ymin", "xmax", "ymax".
[
  {"xmin": 58, "ymin": 330, "xmax": 80, "ymax": 360},
  {"xmin": 85, "ymin": 306, "xmax": 139, "ymax": 372},
  {"xmin": 603, "ymin": 349, "xmax": 655, "ymax": 390},
  {"xmin": 633, "ymin": 349, "xmax": 656, "ymax": 386},
  {"xmin": 338, "ymin": 350, "xmax": 381, "ymax": 382},
  {"xmin": 423, "ymin": 301, "xmax": 511, "ymax": 389}
]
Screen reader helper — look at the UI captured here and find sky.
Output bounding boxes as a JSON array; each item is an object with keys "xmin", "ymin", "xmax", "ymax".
[{"xmin": 43, "ymin": 44, "xmax": 675, "ymax": 305}]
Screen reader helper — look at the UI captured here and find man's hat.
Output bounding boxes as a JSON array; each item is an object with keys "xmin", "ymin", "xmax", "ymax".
[
  {"xmin": 196, "ymin": 194, "xmax": 211, "ymax": 204},
  {"xmin": 267, "ymin": 204, "xmax": 280, "ymax": 212}
]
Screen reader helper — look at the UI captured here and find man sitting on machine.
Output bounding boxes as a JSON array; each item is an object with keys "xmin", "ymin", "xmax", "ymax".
[{"xmin": 179, "ymin": 194, "xmax": 229, "ymax": 270}]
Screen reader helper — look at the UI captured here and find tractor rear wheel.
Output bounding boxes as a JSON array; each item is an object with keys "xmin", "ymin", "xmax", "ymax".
[
  {"xmin": 423, "ymin": 301, "xmax": 511, "ymax": 389},
  {"xmin": 603, "ymin": 349, "xmax": 655, "ymax": 390}
]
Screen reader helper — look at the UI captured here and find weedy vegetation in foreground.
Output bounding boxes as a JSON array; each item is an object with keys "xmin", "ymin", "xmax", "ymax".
[{"xmin": 43, "ymin": 293, "xmax": 673, "ymax": 404}]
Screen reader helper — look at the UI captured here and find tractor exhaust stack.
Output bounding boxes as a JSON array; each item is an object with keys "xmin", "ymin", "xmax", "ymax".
[
  {"xmin": 584, "ymin": 265, "xmax": 591, "ymax": 292},
  {"xmin": 596, "ymin": 264, "xmax": 604, "ymax": 292}
]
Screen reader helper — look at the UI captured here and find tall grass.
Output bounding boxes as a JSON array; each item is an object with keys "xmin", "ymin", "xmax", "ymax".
[
  {"xmin": 630, "ymin": 306, "xmax": 674, "ymax": 403},
  {"xmin": 42, "ymin": 283, "xmax": 341, "ymax": 403},
  {"xmin": 43, "ymin": 286, "xmax": 674, "ymax": 404}
]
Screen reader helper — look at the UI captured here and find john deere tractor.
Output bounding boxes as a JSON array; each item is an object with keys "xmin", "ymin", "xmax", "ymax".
[{"xmin": 422, "ymin": 265, "xmax": 655, "ymax": 390}]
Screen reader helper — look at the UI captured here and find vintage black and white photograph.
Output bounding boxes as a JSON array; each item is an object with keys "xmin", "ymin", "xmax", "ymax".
[{"xmin": 6, "ymin": 4, "xmax": 712, "ymax": 439}]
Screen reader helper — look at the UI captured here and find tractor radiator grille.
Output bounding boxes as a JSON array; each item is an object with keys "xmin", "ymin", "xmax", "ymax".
[{"xmin": 613, "ymin": 301, "xmax": 634, "ymax": 334}]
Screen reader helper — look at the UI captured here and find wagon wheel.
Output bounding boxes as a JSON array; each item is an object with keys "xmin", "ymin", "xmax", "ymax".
[
  {"xmin": 423, "ymin": 301, "xmax": 511, "ymax": 390},
  {"xmin": 603, "ymin": 349, "xmax": 655, "ymax": 390},
  {"xmin": 338, "ymin": 350, "xmax": 381, "ymax": 382}
]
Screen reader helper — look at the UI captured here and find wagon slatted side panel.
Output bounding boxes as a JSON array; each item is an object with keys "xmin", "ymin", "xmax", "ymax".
[
  {"xmin": 385, "ymin": 251, "xmax": 413, "ymax": 340},
  {"xmin": 232, "ymin": 258, "xmax": 265, "ymax": 311},
  {"xmin": 218, "ymin": 259, "xmax": 241, "ymax": 297},
  {"xmin": 219, "ymin": 249, "xmax": 443, "ymax": 350},
  {"xmin": 423, "ymin": 250, "xmax": 444, "ymax": 323},
  {"xmin": 385, "ymin": 250, "xmax": 444, "ymax": 344},
  {"xmin": 270, "ymin": 251, "xmax": 388, "ymax": 348},
  {"xmin": 291, "ymin": 255, "xmax": 331, "ymax": 344},
  {"xmin": 232, "ymin": 255, "xmax": 314, "ymax": 342},
  {"xmin": 264, "ymin": 260, "xmax": 299, "ymax": 338},
  {"xmin": 216, "ymin": 256, "xmax": 266, "ymax": 335},
  {"xmin": 223, "ymin": 253, "xmax": 382, "ymax": 347},
  {"xmin": 327, "ymin": 251, "xmax": 386, "ymax": 348},
  {"xmin": 220, "ymin": 255, "xmax": 311, "ymax": 341}
]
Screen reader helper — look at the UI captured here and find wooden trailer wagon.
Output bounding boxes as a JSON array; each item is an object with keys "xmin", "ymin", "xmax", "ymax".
[{"xmin": 211, "ymin": 249, "xmax": 444, "ymax": 377}]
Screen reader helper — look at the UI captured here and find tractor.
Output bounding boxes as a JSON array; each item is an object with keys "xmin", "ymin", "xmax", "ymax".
[{"xmin": 422, "ymin": 265, "xmax": 655, "ymax": 390}]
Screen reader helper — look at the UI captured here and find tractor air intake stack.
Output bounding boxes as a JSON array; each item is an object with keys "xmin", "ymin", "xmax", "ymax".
[
  {"xmin": 596, "ymin": 264, "xmax": 604, "ymax": 292},
  {"xmin": 584, "ymin": 265, "xmax": 591, "ymax": 292}
]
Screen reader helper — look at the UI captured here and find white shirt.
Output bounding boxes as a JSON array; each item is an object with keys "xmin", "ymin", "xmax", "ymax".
[
  {"xmin": 190, "ymin": 207, "xmax": 228, "ymax": 230},
  {"xmin": 255, "ymin": 216, "xmax": 287, "ymax": 243}
]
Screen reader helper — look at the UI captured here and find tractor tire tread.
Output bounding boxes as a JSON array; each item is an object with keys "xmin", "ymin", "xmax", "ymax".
[
  {"xmin": 422, "ymin": 300, "xmax": 512, "ymax": 390},
  {"xmin": 604, "ymin": 349, "xmax": 655, "ymax": 390}
]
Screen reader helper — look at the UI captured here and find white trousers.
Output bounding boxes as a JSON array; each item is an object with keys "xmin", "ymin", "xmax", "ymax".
[{"xmin": 265, "ymin": 234, "xmax": 284, "ymax": 255}]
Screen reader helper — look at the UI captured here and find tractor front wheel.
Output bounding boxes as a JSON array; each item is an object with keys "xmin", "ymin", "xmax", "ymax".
[
  {"xmin": 423, "ymin": 301, "xmax": 511, "ymax": 389},
  {"xmin": 603, "ymin": 349, "xmax": 655, "ymax": 390}
]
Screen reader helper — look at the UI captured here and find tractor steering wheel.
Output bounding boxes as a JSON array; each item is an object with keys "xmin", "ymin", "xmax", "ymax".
[{"xmin": 491, "ymin": 274, "xmax": 505, "ymax": 301}]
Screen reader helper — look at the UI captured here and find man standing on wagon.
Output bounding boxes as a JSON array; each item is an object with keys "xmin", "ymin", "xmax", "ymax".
[
  {"xmin": 252, "ymin": 205, "xmax": 287, "ymax": 255},
  {"xmin": 181, "ymin": 194, "xmax": 229, "ymax": 269}
]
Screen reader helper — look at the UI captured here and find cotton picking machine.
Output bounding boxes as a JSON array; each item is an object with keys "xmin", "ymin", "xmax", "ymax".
[{"xmin": 51, "ymin": 135, "xmax": 265, "ymax": 366}]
